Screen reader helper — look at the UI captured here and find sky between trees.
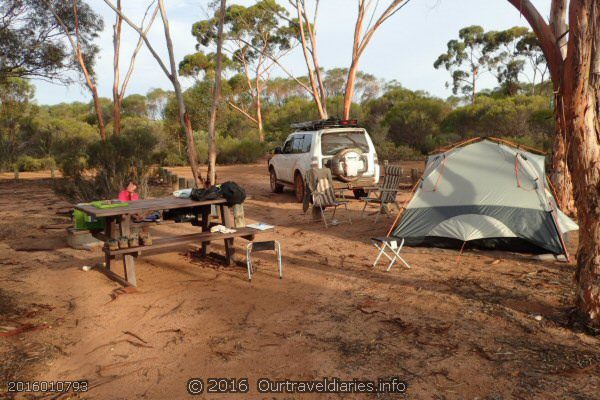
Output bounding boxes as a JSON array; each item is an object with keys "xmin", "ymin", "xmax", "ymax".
[{"xmin": 31, "ymin": 0, "xmax": 551, "ymax": 105}]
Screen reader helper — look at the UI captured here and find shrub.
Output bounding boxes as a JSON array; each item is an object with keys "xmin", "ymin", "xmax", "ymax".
[
  {"xmin": 192, "ymin": 132, "xmax": 266, "ymax": 165},
  {"xmin": 160, "ymin": 151, "xmax": 187, "ymax": 167},
  {"xmin": 14, "ymin": 156, "xmax": 56, "ymax": 172},
  {"xmin": 87, "ymin": 121, "xmax": 162, "ymax": 197},
  {"xmin": 375, "ymin": 141, "xmax": 423, "ymax": 162},
  {"xmin": 217, "ymin": 136, "xmax": 266, "ymax": 164},
  {"xmin": 52, "ymin": 136, "xmax": 93, "ymax": 178}
]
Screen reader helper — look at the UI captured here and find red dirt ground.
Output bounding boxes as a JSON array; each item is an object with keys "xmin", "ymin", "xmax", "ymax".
[{"xmin": 1, "ymin": 164, "xmax": 599, "ymax": 400}]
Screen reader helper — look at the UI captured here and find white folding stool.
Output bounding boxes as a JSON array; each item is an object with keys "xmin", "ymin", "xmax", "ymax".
[
  {"xmin": 246, "ymin": 240, "xmax": 283, "ymax": 281},
  {"xmin": 371, "ymin": 237, "xmax": 412, "ymax": 271}
]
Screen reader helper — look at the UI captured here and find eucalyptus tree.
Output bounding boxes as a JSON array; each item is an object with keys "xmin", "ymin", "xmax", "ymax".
[
  {"xmin": 0, "ymin": 78, "xmax": 35, "ymax": 168},
  {"xmin": 111, "ymin": 1, "xmax": 159, "ymax": 135},
  {"xmin": 342, "ymin": 0, "xmax": 412, "ymax": 119},
  {"xmin": 207, "ymin": 0, "xmax": 227, "ymax": 185},
  {"xmin": 434, "ymin": 26, "xmax": 489, "ymax": 105},
  {"xmin": 188, "ymin": 0, "xmax": 295, "ymax": 142},
  {"xmin": 43, "ymin": 0, "xmax": 107, "ymax": 139},
  {"xmin": 506, "ymin": 0, "xmax": 600, "ymax": 327},
  {"xmin": 516, "ymin": 32, "xmax": 549, "ymax": 93},
  {"xmin": 103, "ymin": 0, "xmax": 204, "ymax": 187},
  {"xmin": 484, "ymin": 26, "xmax": 530, "ymax": 95},
  {"xmin": 0, "ymin": 0, "xmax": 102, "ymax": 84}
]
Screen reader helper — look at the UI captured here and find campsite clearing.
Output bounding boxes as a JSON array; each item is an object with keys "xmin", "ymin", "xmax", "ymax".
[{"xmin": 1, "ymin": 163, "xmax": 599, "ymax": 399}]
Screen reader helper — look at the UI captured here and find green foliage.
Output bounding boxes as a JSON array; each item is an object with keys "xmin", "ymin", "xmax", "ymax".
[
  {"xmin": 376, "ymin": 142, "xmax": 423, "ymax": 162},
  {"xmin": 146, "ymin": 88, "xmax": 172, "ymax": 120},
  {"xmin": 0, "ymin": 77, "xmax": 35, "ymax": 168},
  {"xmin": 440, "ymin": 95, "xmax": 554, "ymax": 150},
  {"xmin": 434, "ymin": 26, "xmax": 487, "ymax": 100},
  {"xmin": 264, "ymin": 97, "xmax": 320, "ymax": 142},
  {"xmin": 435, "ymin": 25, "xmax": 546, "ymax": 101},
  {"xmin": 192, "ymin": 0, "xmax": 293, "ymax": 61},
  {"xmin": 89, "ymin": 117, "xmax": 161, "ymax": 195},
  {"xmin": 121, "ymin": 94, "xmax": 148, "ymax": 118},
  {"xmin": 193, "ymin": 131, "xmax": 266, "ymax": 165},
  {"xmin": 50, "ymin": 119, "xmax": 97, "ymax": 178},
  {"xmin": 362, "ymin": 86, "xmax": 450, "ymax": 154},
  {"xmin": 14, "ymin": 155, "xmax": 56, "ymax": 172},
  {"xmin": 184, "ymin": 0, "xmax": 296, "ymax": 133},
  {"xmin": 217, "ymin": 135, "xmax": 266, "ymax": 164},
  {"xmin": 0, "ymin": 0, "xmax": 103, "ymax": 83},
  {"xmin": 43, "ymin": 102, "xmax": 90, "ymax": 122}
]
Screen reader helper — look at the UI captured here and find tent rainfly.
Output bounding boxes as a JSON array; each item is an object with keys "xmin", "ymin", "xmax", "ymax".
[{"xmin": 391, "ymin": 139, "xmax": 578, "ymax": 257}]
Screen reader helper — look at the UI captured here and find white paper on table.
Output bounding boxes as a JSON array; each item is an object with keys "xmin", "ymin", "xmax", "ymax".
[{"xmin": 247, "ymin": 223, "xmax": 275, "ymax": 231}]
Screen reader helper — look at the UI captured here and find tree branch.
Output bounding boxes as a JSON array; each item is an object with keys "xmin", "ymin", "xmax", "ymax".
[
  {"xmin": 119, "ymin": 5, "xmax": 160, "ymax": 100},
  {"xmin": 227, "ymin": 101, "xmax": 258, "ymax": 124},
  {"xmin": 102, "ymin": 0, "xmax": 172, "ymax": 80},
  {"xmin": 506, "ymin": 0, "xmax": 562, "ymax": 84}
]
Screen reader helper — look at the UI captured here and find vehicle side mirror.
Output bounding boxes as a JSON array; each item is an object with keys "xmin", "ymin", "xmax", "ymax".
[{"xmin": 274, "ymin": 146, "xmax": 283, "ymax": 154}]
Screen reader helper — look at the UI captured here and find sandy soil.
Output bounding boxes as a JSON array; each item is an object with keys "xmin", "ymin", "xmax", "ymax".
[{"xmin": 1, "ymin": 164, "xmax": 599, "ymax": 400}]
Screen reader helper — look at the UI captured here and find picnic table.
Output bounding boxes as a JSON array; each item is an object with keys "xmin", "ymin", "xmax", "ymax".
[{"xmin": 74, "ymin": 196, "xmax": 268, "ymax": 287}]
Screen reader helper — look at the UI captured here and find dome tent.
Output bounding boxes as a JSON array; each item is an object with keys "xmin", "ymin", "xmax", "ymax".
[{"xmin": 391, "ymin": 138, "xmax": 578, "ymax": 257}]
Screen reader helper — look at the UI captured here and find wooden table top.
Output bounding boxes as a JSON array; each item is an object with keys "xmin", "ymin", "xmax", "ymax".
[{"xmin": 74, "ymin": 197, "xmax": 227, "ymax": 218}]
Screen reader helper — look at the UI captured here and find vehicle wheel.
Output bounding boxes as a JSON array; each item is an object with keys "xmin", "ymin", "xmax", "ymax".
[
  {"xmin": 270, "ymin": 168, "xmax": 284, "ymax": 193},
  {"xmin": 353, "ymin": 189, "xmax": 368, "ymax": 199},
  {"xmin": 294, "ymin": 173, "xmax": 305, "ymax": 203}
]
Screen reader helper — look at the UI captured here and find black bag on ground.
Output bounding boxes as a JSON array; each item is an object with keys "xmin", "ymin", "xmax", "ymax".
[
  {"xmin": 163, "ymin": 208, "xmax": 195, "ymax": 223},
  {"xmin": 190, "ymin": 186, "xmax": 220, "ymax": 201},
  {"xmin": 219, "ymin": 181, "xmax": 246, "ymax": 206}
]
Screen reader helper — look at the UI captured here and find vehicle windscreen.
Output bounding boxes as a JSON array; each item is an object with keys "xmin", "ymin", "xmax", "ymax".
[{"xmin": 320, "ymin": 131, "xmax": 369, "ymax": 156}]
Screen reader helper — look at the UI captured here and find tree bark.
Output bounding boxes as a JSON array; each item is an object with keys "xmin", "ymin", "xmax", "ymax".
[
  {"xmin": 550, "ymin": 0, "xmax": 568, "ymax": 59},
  {"xmin": 256, "ymin": 79, "xmax": 264, "ymax": 142},
  {"xmin": 295, "ymin": 0, "xmax": 327, "ymax": 119},
  {"xmin": 343, "ymin": 0, "xmax": 408, "ymax": 119},
  {"xmin": 303, "ymin": 0, "xmax": 328, "ymax": 117},
  {"xmin": 343, "ymin": 60, "xmax": 359, "ymax": 119},
  {"xmin": 549, "ymin": 0, "xmax": 575, "ymax": 215},
  {"xmin": 112, "ymin": 0, "xmax": 122, "ymax": 136},
  {"xmin": 472, "ymin": 66, "xmax": 478, "ymax": 105},
  {"xmin": 158, "ymin": 0, "xmax": 202, "ymax": 187},
  {"xmin": 508, "ymin": 0, "xmax": 575, "ymax": 214},
  {"xmin": 550, "ymin": 96, "xmax": 576, "ymax": 215},
  {"xmin": 507, "ymin": 0, "xmax": 563, "ymax": 84},
  {"xmin": 508, "ymin": 0, "xmax": 600, "ymax": 326},
  {"xmin": 564, "ymin": 0, "xmax": 600, "ymax": 326},
  {"xmin": 207, "ymin": 0, "xmax": 226, "ymax": 186}
]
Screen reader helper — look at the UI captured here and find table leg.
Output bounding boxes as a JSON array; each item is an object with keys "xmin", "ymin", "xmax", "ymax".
[
  {"xmin": 200, "ymin": 206, "xmax": 210, "ymax": 257},
  {"xmin": 220, "ymin": 204, "xmax": 234, "ymax": 266},
  {"xmin": 119, "ymin": 215, "xmax": 137, "ymax": 286},
  {"xmin": 104, "ymin": 217, "xmax": 118, "ymax": 272}
]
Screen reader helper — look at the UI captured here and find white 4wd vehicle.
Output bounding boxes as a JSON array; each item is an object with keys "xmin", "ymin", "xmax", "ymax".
[{"xmin": 268, "ymin": 119, "xmax": 380, "ymax": 202}]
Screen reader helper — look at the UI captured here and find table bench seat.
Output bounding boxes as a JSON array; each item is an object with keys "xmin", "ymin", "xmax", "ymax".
[{"xmin": 104, "ymin": 227, "xmax": 261, "ymax": 256}]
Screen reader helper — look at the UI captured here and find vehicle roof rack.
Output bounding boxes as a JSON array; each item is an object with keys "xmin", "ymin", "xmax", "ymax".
[{"xmin": 290, "ymin": 118, "xmax": 359, "ymax": 131}]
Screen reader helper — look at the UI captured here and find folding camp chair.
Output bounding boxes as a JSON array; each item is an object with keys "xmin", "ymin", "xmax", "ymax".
[
  {"xmin": 246, "ymin": 240, "xmax": 282, "ymax": 281},
  {"xmin": 306, "ymin": 168, "xmax": 351, "ymax": 228},
  {"xmin": 371, "ymin": 237, "xmax": 411, "ymax": 271},
  {"xmin": 361, "ymin": 165, "xmax": 403, "ymax": 222}
]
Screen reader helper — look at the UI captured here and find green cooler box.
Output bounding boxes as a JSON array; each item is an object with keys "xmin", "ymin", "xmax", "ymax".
[{"xmin": 74, "ymin": 206, "xmax": 106, "ymax": 231}]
